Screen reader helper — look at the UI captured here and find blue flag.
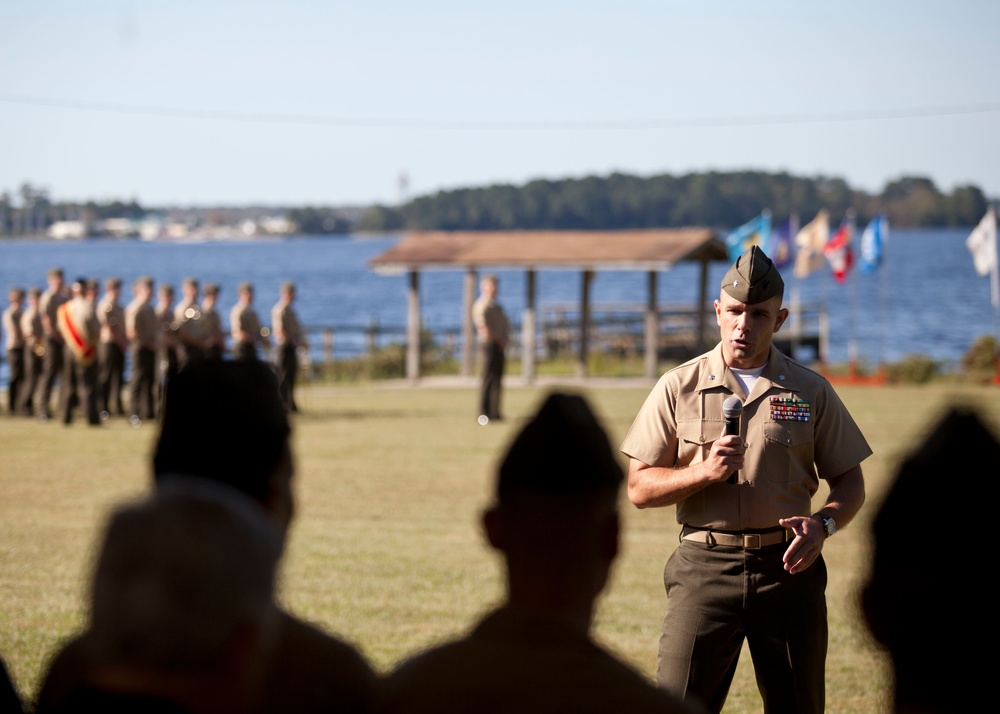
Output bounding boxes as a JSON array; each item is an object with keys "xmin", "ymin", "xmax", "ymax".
[
  {"xmin": 770, "ymin": 216, "xmax": 795, "ymax": 268},
  {"xmin": 859, "ymin": 213, "xmax": 887, "ymax": 273},
  {"xmin": 725, "ymin": 211, "xmax": 772, "ymax": 262}
]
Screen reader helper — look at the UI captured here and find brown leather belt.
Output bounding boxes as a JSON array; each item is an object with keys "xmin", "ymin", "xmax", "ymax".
[{"xmin": 681, "ymin": 527, "xmax": 793, "ymax": 550}]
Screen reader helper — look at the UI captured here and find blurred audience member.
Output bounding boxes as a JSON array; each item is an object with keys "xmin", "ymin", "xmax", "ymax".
[
  {"xmin": 862, "ymin": 406, "xmax": 996, "ymax": 714},
  {"xmin": 35, "ymin": 481, "xmax": 282, "ymax": 714},
  {"xmin": 377, "ymin": 392, "xmax": 701, "ymax": 714},
  {"xmin": 2, "ymin": 287, "xmax": 26, "ymax": 414},
  {"xmin": 1, "ymin": 652, "xmax": 23, "ymax": 714},
  {"xmin": 125, "ymin": 276, "xmax": 159, "ymax": 424}
]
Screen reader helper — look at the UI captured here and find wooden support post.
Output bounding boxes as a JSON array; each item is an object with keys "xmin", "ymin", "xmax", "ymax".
[
  {"xmin": 461, "ymin": 268, "xmax": 476, "ymax": 377},
  {"xmin": 523, "ymin": 269, "xmax": 537, "ymax": 384},
  {"xmin": 645, "ymin": 270, "xmax": 658, "ymax": 379},
  {"xmin": 697, "ymin": 259, "xmax": 710, "ymax": 352},
  {"xmin": 576, "ymin": 270, "xmax": 593, "ymax": 378},
  {"xmin": 407, "ymin": 270, "xmax": 421, "ymax": 381}
]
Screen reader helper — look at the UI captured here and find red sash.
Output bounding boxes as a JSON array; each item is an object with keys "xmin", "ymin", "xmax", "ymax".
[{"xmin": 58, "ymin": 302, "xmax": 97, "ymax": 366}]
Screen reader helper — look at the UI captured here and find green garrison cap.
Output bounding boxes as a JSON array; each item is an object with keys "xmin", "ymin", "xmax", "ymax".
[{"xmin": 721, "ymin": 246, "xmax": 784, "ymax": 304}]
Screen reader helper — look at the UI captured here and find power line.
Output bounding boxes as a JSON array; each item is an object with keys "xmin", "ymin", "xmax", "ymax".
[{"xmin": 2, "ymin": 92, "xmax": 1000, "ymax": 131}]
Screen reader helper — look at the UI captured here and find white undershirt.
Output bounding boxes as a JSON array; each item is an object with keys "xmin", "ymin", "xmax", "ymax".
[{"xmin": 731, "ymin": 364, "xmax": 766, "ymax": 397}]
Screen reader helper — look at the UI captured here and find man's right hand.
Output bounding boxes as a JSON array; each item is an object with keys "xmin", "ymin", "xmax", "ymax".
[{"xmin": 706, "ymin": 431, "xmax": 745, "ymax": 483}]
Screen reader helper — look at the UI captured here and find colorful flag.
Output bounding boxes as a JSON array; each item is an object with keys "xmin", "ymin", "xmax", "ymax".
[
  {"xmin": 966, "ymin": 206, "xmax": 999, "ymax": 308},
  {"xmin": 793, "ymin": 209, "xmax": 829, "ymax": 278},
  {"xmin": 824, "ymin": 217, "xmax": 854, "ymax": 283},
  {"xmin": 770, "ymin": 215, "xmax": 796, "ymax": 268},
  {"xmin": 859, "ymin": 213, "xmax": 888, "ymax": 273},
  {"xmin": 725, "ymin": 211, "xmax": 772, "ymax": 263}
]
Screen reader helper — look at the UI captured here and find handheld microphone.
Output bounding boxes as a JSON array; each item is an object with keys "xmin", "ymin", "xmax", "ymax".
[{"xmin": 722, "ymin": 397, "xmax": 743, "ymax": 485}]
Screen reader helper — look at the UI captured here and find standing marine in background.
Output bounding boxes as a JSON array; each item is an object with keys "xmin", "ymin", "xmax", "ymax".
[
  {"xmin": 18, "ymin": 287, "xmax": 43, "ymax": 416},
  {"xmin": 201, "ymin": 282, "xmax": 226, "ymax": 361},
  {"xmin": 58, "ymin": 278, "xmax": 101, "ymax": 426},
  {"xmin": 37, "ymin": 267, "xmax": 69, "ymax": 420},
  {"xmin": 2, "ymin": 288, "xmax": 26, "ymax": 414},
  {"xmin": 472, "ymin": 274, "xmax": 510, "ymax": 425},
  {"xmin": 97, "ymin": 277, "xmax": 127, "ymax": 418},
  {"xmin": 230, "ymin": 281, "xmax": 269, "ymax": 362},
  {"xmin": 271, "ymin": 281, "xmax": 306, "ymax": 412},
  {"xmin": 125, "ymin": 276, "xmax": 159, "ymax": 424},
  {"xmin": 174, "ymin": 277, "xmax": 207, "ymax": 369},
  {"xmin": 154, "ymin": 283, "xmax": 178, "ymax": 415}
]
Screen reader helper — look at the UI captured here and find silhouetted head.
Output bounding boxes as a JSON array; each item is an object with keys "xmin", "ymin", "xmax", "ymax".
[
  {"xmin": 863, "ymin": 406, "xmax": 998, "ymax": 713},
  {"xmin": 90, "ymin": 480, "xmax": 280, "ymax": 672},
  {"xmin": 494, "ymin": 392, "xmax": 623, "ymax": 510},
  {"xmin": 485, "ymin": 392, "xmax": 624, "ymax": 623},
  {"xmin": 153, "ymin": 360, "xmax": 293, "ymax": 539}
]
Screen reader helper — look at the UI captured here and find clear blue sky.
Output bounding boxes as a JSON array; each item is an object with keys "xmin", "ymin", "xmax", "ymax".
[{"xmin": 2, "ymin": 0, "xmax": 998, "ymax": 207}]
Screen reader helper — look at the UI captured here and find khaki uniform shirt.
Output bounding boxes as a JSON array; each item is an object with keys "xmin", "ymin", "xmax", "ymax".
[
  {"xmin": 21, "ymin": 305, "xmax": 43, "ymax": 352},
  {"xmin": 620, "ymin": 343, "xmax": 871, "ymax": 530},
  {"xmin": 174, "ymin": 298, "xmax": 207, "ymax": 343},
  {"xmin": 2, "ymin": 304, "xmax": 24, "ymax": 350},
  {"xmin": 201, "ymin": 307, "xmax": 224, "ymax": 351},
  {"xmin": 58, "ymin": 297, "xmax": 100, "ymax": 365},
  {"xmin": 97, "ymin": 296, "xmax": 126, "ymax": 346},
  {"xmin": 230, "ymin": 303, "xmax": 263, "ymax": 345},
  {"xmin": 271, "ymin": 302, "xmax": 304, "ymax": 347},
  {"xmin": 40, "ymin": 288, "xmax": 68, "ymax": 341},
  {"xmin": 472, "ymin": 297, "xmax": 510, "ymax": 345},
  {"xmin": 125, "ymin": 299, "xmax": 159, "ymax": 351}
]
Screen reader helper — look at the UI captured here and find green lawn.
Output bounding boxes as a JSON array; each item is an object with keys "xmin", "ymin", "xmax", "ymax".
[{"xmin": 2, "ymin": 379, "xmax": 997, "ymax": 712}]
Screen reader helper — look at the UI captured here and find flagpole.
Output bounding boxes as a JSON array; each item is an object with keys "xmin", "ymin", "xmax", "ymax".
[{"xmin": 879, "ymin": 215, "xmax": 889, "ymax": 383}]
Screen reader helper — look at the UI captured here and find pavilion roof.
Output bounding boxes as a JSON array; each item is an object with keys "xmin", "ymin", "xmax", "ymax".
[{"xmin": 368, "ymin": 228, "xmax": 727, "ymax": 274}]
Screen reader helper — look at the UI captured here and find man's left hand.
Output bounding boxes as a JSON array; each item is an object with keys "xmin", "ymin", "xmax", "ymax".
[{"xmin": 778, "ymin": 515, "xmax": 825, "ymax": 574}]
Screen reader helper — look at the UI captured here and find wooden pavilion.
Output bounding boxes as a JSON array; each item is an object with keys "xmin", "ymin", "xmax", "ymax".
[{"xmin": 368, "ymin": 229, "xmax": 729, "ymax": 381}]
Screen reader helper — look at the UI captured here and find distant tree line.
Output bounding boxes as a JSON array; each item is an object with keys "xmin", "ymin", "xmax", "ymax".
[
  {"xmin": 357, "ymin": 171, "xmax": 993, "ymax": 232},
  {"xmin": 4, "ymin": 172, "xmax": 993, "ymax": 237}
]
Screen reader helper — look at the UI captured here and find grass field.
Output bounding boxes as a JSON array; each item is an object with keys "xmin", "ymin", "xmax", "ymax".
[{"xmin": 2, "ymin": 378, "xmax": 997, "ymax": 712}]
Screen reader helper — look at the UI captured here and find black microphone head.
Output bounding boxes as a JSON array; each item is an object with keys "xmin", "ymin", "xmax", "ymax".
[{"xmin": 723, "ymin": 396, "xmax": 743, "ymax": 419}]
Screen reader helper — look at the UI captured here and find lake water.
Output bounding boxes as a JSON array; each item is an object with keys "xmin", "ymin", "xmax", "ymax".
[{"xmin": 1, "ymin": 228, "xmax": 995, "ymax": 384}]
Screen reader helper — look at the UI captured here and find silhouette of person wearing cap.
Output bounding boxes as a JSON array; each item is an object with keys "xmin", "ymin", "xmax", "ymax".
[
  {"xmin": 37, "ymin": 360, "xmax": 375, "ymax": 714},
  {"xmin": 863, "ymin": 406, "xmax": 995, "ymax": 714},
  {"xmin": 621, "ymin": 246, "xmax": 870, "ymax": 713},
  {"xmin": 377, "ymin": 392, "xmax": 701, "ymax": 714}
]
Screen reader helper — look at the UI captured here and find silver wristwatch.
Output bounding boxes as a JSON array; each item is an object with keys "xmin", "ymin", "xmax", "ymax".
[{"xmin": 820, "ymin": 516, "xmax": 837, "ymax": 538}]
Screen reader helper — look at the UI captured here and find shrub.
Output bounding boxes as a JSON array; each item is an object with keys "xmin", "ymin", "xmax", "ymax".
[
  {"xmin": 886, "ymin": 354, "xmax": 940, "ymax": 384},
  {"xmin": 961, "ymin": 335, "xmax": 998, "ymax": 379}
]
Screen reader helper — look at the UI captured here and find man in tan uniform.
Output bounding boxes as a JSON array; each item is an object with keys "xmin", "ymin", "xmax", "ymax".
[
  {"xmin": 230, "ymin": 282, "xmax": 269, "ymax": 362},
  {"xmin": 57, "ymin": 278, "xmax": 101, "ymax": 426},
  {"xmin": 97, "ymin": 277, "xmax": 127, "ymax": 417},
  {"xmin": 620, "ymin": 246, "xmax": 870, "ymax": 714},
  {"xmin": 3, "ymin": 287, "xmax": 26, "ymax": 413},
  {"xmin": 201, "ymin": 282, "xmax": 226, "ymax": 361},
  {"xmin": 154, "ymin": 283, "xmax": 178, "ymax": 415},
  {"xmin": 125, "ymin": 276, "xmax": 159, "ymax": 423},
  {"xmin": 472, "ymin": 274, "xmax": 510, "ymax": 424},
  {"xmin": 174, "ymin": 277, "xmax": 208, "ymax": 369},
  {"xmin": 18, "ymin": 287, "xmax": 44, "ymax": 416},
  {"xmin": 37, "ymin": 267, "xmax": 69, "ymax": 420},
  {"xmin": 271, "ymin": 282, "xmax": 306, "ymax": 413}
]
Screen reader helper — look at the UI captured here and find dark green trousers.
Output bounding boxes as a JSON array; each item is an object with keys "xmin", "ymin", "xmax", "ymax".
[{"xmin": 657, "ymin": 539, "xmax": 828, "ymax": 714}]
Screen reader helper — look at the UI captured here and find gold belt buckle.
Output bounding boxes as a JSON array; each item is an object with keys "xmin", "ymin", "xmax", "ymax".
[{"xmin": 743, "ymin": 533, "xmax": 762, "ymax": 549}]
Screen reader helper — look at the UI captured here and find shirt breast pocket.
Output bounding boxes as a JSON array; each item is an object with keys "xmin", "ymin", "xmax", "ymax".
[
  {"xmin": 762, "ymin": 421, "xmax": 815, "ymax": 482},
  {"xmin": 676, "ymin": 419, "xmax": 718, "ymax": 466}
]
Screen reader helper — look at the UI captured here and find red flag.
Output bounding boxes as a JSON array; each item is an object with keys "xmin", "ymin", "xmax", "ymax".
[{"xmin": 824, "ymin": 221, "xmax": 854, "ymax": 283}]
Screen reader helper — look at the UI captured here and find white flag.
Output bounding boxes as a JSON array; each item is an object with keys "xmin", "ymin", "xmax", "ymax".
[
  {"xmin": 966, "ymin": 206, "xmax": 999, "ymax": 308},
  {"xmin": 793, "ymin": 209, "xmax": 830, "ymax": 279}
]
